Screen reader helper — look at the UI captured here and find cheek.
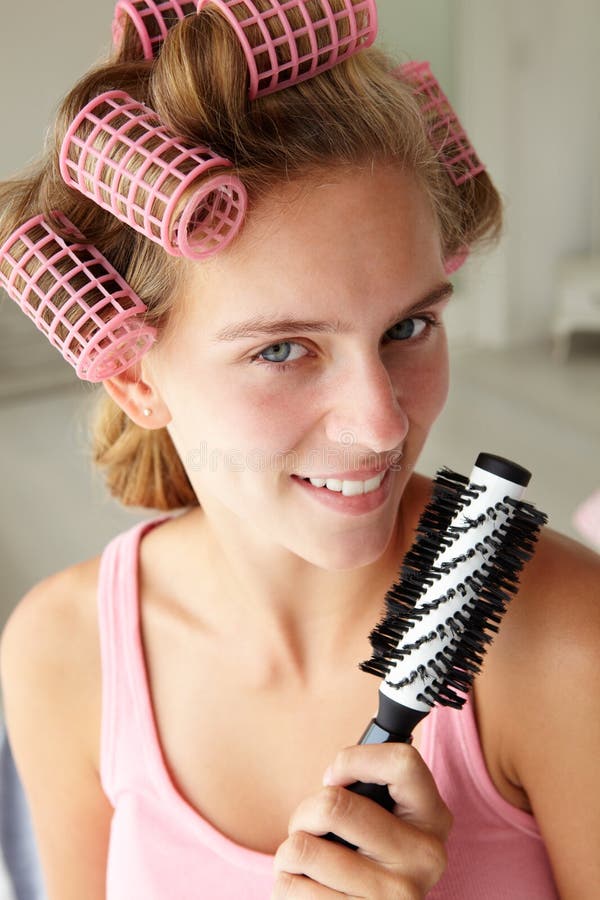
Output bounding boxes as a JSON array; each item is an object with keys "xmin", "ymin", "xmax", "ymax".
[
  {"xmin": 392, "ymin": 342, "xmax": 450, "ymax": 425},
  {"xmin": 175, "ymin": 362, "xmax": 312, "ymax": 455},
  {"xmin": 423, "ymin": 350, "xmax": 450, "ymax": 417},
  {"xmin": 161, "ymin": 335, "xmax": 449, "ymax": 459},
  {"xmin": 427, "ymin": 366, "xmax": 450, "ymax": 423},
  {"xmin": 228, "ymin": 377, "xmax": 317, "ymax": 452}
]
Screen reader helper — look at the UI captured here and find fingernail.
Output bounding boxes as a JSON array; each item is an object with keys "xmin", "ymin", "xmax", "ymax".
[{"xmin": 322, "ymin": 765, "xmax": 334, "ymax": 786}]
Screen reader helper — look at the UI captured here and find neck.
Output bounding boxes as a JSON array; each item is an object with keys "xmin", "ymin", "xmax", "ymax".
[{"xmin": 169, "ymin": 477, "xmax": 424, "ymax": 688}]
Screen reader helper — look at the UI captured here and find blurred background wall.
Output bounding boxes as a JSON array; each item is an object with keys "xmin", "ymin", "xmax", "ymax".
[
  {"xmin": 1, "ymin": 0, "xmax": 599, "ymax": 639},
  {"xmin": 455, "ymin": 0, "xmax": 600, "ymax": 346}
]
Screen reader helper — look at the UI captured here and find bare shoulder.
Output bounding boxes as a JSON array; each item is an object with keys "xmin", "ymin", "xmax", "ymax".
[
  {"xmin": 0, "ymin": 556, "xmax": 113, "ymax": 900},
  {"xmin": 495, "ymin": 525, "xmax": 600, "ymax": 654},
  {"xmin": 490, "ymin": 524, "xmax": 600, "ymax": 759},
  {"xmin": 2, "ymin": 554, "xmax": 103, "ymax": 670},
  {"xmin": 489, "ymin": 527, "xmax": 600, "ymax": 895},
  {"xmin": 1, "ymin": 554, "xmax": 103, "ymax": 760},
  {"xmin": 473, "ymin": 523, "xmax": 599, "ymax": 708}
]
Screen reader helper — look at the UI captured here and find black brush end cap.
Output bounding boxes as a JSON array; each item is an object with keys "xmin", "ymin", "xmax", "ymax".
[{"xmin": 475, "ymin": 453, "xmax": 531, "ymax": 487}]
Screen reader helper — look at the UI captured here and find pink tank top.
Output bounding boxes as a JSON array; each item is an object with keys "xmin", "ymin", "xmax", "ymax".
[{"xmin": 97, "ymin": 515, "xmax": 559, "ymax": 899}]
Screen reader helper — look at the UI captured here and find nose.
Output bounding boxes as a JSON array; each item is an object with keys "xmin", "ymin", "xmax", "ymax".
[{"xmin": 324, "ymin": 354, "xmax": 409, "ymax": 454}]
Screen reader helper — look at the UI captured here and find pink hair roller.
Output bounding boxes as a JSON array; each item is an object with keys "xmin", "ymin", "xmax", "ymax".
[
  {"xmin": 112, "ymin": 0, "xmax": 197, "ymax": 59},
  {"xmin": 444, "ymin": 246, "xmax": 470, "ymax": 276},
  {"xmin": 0, "ymin": 213, "xmax": 157, "ymax": 383},
  {"xmin": 59, "ymin": 90, "xmax": 247, "ymax": 260},
  {"xmin": 196, "ymin": 0, "xmax": 378, "ymax": 100},
  {"xmin": 397, "ymin": 60, "xmax": 486, "ymax": 187},
  {"xmin": 573, "ymin": 490, "xmax": 600, "ymax": 551}
]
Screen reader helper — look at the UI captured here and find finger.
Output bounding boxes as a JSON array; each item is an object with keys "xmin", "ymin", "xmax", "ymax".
[
  {"xmin": 323, "ymin": 743, "xmax": 452, "ymax": 842},
  {"xmin": 271, "ymin": 871, "xmax": 348, "ymax": 899},
  {"xmin": 274, "ymin": 829, "xmax": 415, "ymax": 899},
  {"xmin": 286, "ymin": 787, "xmax": 447, "ymax": 889}
]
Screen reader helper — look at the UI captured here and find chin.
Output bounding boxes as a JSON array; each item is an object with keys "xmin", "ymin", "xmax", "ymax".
[{"xmin": 295, "ymin": 518, "xmax": 398, "ymax": 571}]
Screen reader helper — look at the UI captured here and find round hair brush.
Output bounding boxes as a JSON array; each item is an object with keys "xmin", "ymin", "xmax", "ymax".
[{"xmin": 323, "ymin": 452, "xmax": 548, "ymax": 849}]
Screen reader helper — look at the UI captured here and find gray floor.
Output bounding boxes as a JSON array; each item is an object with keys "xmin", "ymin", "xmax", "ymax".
[{"xmin": 1, "ymin": 340, "xmax": 599, "ymax": 640}]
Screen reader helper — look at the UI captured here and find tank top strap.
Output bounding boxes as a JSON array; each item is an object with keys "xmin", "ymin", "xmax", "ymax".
[
  {"xmin": 96, "ymin": 515, "xmax": 174, "ymax": 806},
  {"xmin": 423, "ymin": 691, "xmax": 544, "ymax": 837}
]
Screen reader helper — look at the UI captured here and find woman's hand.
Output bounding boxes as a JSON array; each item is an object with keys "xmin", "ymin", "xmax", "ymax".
[{"xmin": 271, "ymin": 743, "xmax": 452, "ymax": 899}]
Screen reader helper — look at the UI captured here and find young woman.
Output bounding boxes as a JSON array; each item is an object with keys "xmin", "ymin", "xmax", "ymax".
[{"xmin": 1, "ymin": 2, "xmax": 598, "ymax": 898}]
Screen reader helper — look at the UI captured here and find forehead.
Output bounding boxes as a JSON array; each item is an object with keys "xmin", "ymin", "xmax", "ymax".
[{"xmin": 179, "ymin": 166, "xmax": 441, "ymax": 328}]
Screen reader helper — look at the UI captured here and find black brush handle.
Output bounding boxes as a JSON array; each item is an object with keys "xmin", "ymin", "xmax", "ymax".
[{"xmin": 322, "ymin": 695, "xmax": 426, "ymax": 850}]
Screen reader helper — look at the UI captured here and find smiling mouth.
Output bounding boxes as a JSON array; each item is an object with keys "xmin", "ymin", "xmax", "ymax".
[{"xmin": 292, "ymin": 468, "xmax": 389, "ymax": 496}]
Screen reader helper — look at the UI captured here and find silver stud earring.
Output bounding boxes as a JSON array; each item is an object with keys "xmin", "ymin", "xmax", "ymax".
[{"xmin": 143, "ymin": 408, "xmax": 153, "ymax": 417}]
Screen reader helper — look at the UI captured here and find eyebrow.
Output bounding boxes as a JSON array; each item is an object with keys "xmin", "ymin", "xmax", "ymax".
[{"xmin": 211, "ymin": 282, "xmax": 455, "ymax": 343}]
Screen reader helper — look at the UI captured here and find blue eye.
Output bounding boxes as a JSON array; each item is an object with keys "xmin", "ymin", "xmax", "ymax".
[
  {"xmin": 385, "ymin": 318, "xmax": 429, "ymax": 341},
  {"xmin": 250, "ymin": 315, "xmax": 440, "ymax": 374},
  {"xmin": 255, "ymin": 341, "xmax": 308, "ymax": 366}
]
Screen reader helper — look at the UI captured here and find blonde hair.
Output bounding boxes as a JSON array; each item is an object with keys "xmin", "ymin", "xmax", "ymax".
[{"xmin": 0, "ymin": 2, "xmax": 502, "ymax": 512}]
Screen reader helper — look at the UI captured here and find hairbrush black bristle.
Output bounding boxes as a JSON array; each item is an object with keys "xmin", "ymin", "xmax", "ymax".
[
  {"xmin": 323, "ymin": 452, "xmax": 548, "ymax": 850},
  {"xmin": 360, "ymin": 471, "xmax": 547, "ymax": 709}
]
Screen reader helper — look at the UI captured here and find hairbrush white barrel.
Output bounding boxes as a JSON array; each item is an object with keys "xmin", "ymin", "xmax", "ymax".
[{"xmin": 323, "ymin": 452, "xmax": 548, "ymax": 849}]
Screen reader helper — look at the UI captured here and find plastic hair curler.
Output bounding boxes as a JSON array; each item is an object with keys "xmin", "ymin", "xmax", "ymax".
[
  {"xmin": 112, "ymin": 0, "xmax": 197, "ymax": 59},
  {"xmin": 196, "ymin": 0, "xmax": 378, "ymax": 99},
  {"xmin": 0, "ymin": 213, "xmax": 157, "ymax": 383},
  {"xmin": 59, "ymin": 90, "xmax": 248, "ymax": 260},
  {"xmin": 398, "ymin": 60, "xmax": 486, "ymax": 187},
  {"xmin": 444, "ymin": 246, "xmax": 470, "ymax": 276}
]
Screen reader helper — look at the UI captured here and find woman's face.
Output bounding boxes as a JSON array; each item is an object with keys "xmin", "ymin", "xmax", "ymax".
[{"xmin": 147, "ymin": 165, "xmax": 451, "ymax": 569}]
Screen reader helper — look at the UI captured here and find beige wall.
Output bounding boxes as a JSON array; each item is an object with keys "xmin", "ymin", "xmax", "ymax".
[
  {"xmin": 0, "ymin": 0, "xmax": 117, "ymax": 179},
  {"xmin": 455, "ymin": 0, "xmax": 600, "ymax": 347},
  {"xmin": 376, "ymin": 0, "xmax": 454, "ymax": 94}
]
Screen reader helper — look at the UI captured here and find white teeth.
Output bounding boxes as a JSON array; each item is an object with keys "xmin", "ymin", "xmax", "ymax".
[
  {"xmin": 363, "ymin": 474, "xmax": 385, "ymax": 493},
  {"xmin": 304, "ymin": 471, "xmax": 387, "ymax": 495}
]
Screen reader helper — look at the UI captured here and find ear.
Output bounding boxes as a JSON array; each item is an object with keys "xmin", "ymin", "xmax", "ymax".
[{"xmin": 102, "ymin": 360, "xmax": 172, "ymax": 430}]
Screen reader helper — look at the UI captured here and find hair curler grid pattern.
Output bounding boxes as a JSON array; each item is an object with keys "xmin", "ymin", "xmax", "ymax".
[
  {"xmin": 399, "ymin": 60, "xmax": 485, "ymax": 187},
  {"xmin": 444, "ymin": 247, "xmax": 470, "ymax": 276},
  {"xmin": 60, "ymin": 90, "xmax": 247, "ymax": 260},
  {"xmin": 0, "ymin": 214, "xmax": 157, "ymax": 383},
  {"xmin": 197, "ymin": 0, "xmax": 378, "ymax": 99},
  {"xmin": 112, "ymin": 0, "xmax": 197, "ymax": 59}
]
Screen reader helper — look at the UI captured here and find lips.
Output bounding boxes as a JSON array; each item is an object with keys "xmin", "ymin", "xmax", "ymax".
[{"xmin": 291, "ymin": 466, "xmax": 394, "ymax": 515}]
